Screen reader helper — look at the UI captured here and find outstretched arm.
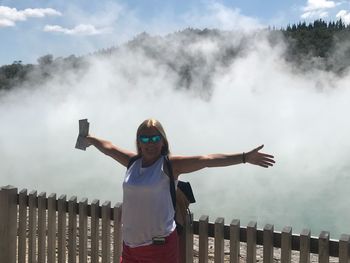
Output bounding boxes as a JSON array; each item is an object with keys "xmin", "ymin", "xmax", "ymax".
[
  {"xmin": 170, "ymin": 145, "xmax": 275, "ymax": 178},
  {"xmin": 83, "ymin": 135, "xmax": 137, "ymax": 167}
]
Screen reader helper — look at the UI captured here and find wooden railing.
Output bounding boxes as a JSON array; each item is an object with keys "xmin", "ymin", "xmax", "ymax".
[
  {"xmin": 1, "ymin": 185, "xmax": 350, "ymax": 263},
  {"xmin": 0, "ymin": 186, "xmax": 123, "ymax": 263},
  {"xmin": 192, "ymin": 218, "xmax": 350, "ymax": 262}
]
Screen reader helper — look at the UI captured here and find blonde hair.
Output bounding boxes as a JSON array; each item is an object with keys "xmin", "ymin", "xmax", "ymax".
[{"xmin": 136, "ymin": 119, "xmax": 170, "ymax": 156}]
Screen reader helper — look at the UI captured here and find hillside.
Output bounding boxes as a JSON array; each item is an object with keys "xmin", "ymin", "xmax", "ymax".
[{"xmin": 1, "ymin": 19, "xmax": 350, "ymax": 93}]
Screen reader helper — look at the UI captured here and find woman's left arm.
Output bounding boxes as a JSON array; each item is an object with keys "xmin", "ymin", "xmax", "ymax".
[{"xmin": 170, "ymin": 145, "xmax": 275, "ymax": 177}]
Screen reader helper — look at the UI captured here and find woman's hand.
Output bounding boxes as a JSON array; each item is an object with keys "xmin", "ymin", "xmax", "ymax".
[
  {"xmin": 246, "ymin": 145, "xmax": 275, "ymax": 168},
  {"xmin": 79, "ymin": 135, "xmax": 92, "ymax": 148}
]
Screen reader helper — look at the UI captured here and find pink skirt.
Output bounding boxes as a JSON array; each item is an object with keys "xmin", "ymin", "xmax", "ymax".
[{"xmin": 121, "ymin": 230, "xmax": 179, "ymax": 263}]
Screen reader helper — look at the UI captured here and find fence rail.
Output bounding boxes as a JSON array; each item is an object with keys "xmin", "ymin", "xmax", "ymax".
[{"xmin": 1, "ymin": 185, "xmax": 350, "ymax": 263}]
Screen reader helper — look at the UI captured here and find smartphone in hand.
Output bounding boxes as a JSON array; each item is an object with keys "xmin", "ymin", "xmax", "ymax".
[{"xmin": 75, "ymin": 119, "xmax": 89, "ymax": 150}]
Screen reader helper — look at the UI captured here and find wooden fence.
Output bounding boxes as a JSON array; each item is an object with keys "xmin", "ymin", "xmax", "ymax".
[{"xmin": 1, "ymin": 185, "xmax": 350, "ymax": 263}]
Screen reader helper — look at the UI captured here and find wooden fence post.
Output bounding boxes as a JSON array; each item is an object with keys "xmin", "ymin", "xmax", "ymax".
[
  {"xmin": 18, "ymin": 189, "xmax": 28, "ymax": 263},
  {"xmin": 281, "ymin": 226, "xmax": 292, "ymax": 263},
  {"xmin": 300, "ymin": 229, "xmax": 310, "ymax": 263},
  {"xmin": 28, "ymin": 190, "xmax": 37, "ymax": 263},
  {"xmin": 181, "ymin": 212, "xmax": 194, "ymax": 263},
  {"xmin": 230, "ymin": 219, "xmax": 240, "ymax": 263},
  {"xmin": 247, "ymin": 221, "xmax": 257, "ymax": 263},
  {"xmin": 58, "ymin": 194, "xmax": 67, "ymax": 263},
  {"xmin": 102, "ymin": 201, "xmax": 111, "ymax": 263},
  {"xmin": 91, "ymin": 199, "xmax": 100, "ymax": 263},
  {"xmin": 339, "ymin": 234, "xmax": 350, "ymax": 263},
  {"xmin": 199, "ymin": 215, "xmax": 209, "ymax": 263},
  {"xmin": 113, "ymin": 202, "xmax": 123, "ymax": 263},
  {"xmin": 79, "ymin": 198, "xmax": 88, "ymax": 263},
  {"xmin": 215, "ymin": 217, "xmax": 225, "ymax": 263},
  {"xmin": 68, "ymin": 196, "xmax": 78, "ymax": 263},
  {"xmin": 263, "ymin": 224, "xmax": 274, "ymax": 263},
  {"xmin": 38, "ymin": 192, "xmax": 47, "ymax": 263},
  {"xmin": 319, "ymin": 231, "xmax": 330, "ymax": 263},
  {"xmin": 0, "ymin": 185, "xmax": 17, "ymax": 263},
  {"xmin": 48, "ymin": 193, "xmax": 57, "ymax": 263}
]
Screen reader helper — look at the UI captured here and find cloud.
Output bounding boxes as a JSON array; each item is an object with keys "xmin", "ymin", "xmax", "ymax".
[
  {"xmin": 303, "ymin": 0, "xmax": 337, "ymax": 12},
  {"xmin": 0, "ymin": 5, "xmax": 61, "ymax": 27},
  {"xmin": 182, "ymin": 2, "xmax": 263, "ymax": 31},
  {"xmin": 300, "ymin": 0, "xmax": 339, "ymax": 19},
  {"xmin": 0, "ymin": 18, "xmax": 15, "ymax": 27},
  {"xmin": 336, "ymin": 10, "xmax": 350, "ymax": 24},
  {"xmin": 43, "ymin": 24, "xmax": 111, "ymax": 35},
  {"xmin": 301, "ymin": 10, "xmax": 330, "ymax": 19}
]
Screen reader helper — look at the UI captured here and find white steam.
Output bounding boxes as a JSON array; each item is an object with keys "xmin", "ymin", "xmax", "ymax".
[{"xmin": 1, "ymin": 30, "xmax": 350, "ymax": 238}]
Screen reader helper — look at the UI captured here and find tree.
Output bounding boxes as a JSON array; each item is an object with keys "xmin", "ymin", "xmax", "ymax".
[{"xmin": 37, "ymin": 54, "xmax": 53, "ymax": 66}]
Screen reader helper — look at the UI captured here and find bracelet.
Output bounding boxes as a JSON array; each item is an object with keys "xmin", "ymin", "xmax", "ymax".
[{"xmin": 242, "ymin": 152, "xmax": 246, "ymax": 163}]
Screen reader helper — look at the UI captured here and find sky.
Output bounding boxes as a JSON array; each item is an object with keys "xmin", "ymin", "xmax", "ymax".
[{"xmin": 1, "ymin": 0, "xmax": 350, "ymax": 65}]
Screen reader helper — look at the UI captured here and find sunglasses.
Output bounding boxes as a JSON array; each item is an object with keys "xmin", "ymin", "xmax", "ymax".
[{"xmin": 139, "ymin": 135, "xmax": 162, "ymax": 144}]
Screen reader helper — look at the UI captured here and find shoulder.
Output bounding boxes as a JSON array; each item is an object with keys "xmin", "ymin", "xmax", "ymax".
[
  {"xmin": 168, "ymin": 155, "xmax": 208, "ymax": 177},
  {"xmin": 127, "ymin": 154, "xmax": 141, "ymax": 169},
  {"xmin": 168, "ymin": 155, "xmax": 189, "ymax": 165}
]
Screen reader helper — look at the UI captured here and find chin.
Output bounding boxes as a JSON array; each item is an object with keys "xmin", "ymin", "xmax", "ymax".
[{"xmin": 144, "ymin": 151, "xmax": 161, "ymax": 158}]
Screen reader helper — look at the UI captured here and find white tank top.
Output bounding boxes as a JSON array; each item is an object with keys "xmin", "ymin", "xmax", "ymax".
[{"xmin": 122, "ymin": 157, "xmax": 176, "ymax": 247}]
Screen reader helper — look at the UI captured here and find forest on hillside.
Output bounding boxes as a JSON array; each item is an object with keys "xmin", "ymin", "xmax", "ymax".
[{"xmin": 1, "ymin": 19, "xmax": 350, "ymax": 92}]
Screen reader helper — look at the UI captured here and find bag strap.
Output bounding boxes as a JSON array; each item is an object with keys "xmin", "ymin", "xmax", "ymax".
[
  {"xmin": 163, "ymin": 155, "xmax": 176, "ymax": 211},
  {"xmin": 163, "ymin": 156, "xmax": 183, "ymax": 233}
]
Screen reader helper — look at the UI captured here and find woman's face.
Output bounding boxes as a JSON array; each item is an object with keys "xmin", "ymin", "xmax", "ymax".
[{"xmin": 137, "ymin": 126, "xmax": 164, "ymax": 161}]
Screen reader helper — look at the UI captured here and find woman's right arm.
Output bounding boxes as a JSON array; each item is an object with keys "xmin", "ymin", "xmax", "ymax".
[{"xmin": 84, "ymin": 135, "xmax": 137, "ymax": 167}]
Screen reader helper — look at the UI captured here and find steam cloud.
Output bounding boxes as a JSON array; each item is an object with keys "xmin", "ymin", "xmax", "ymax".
[{"xmin": 1, "ymin": 28, "xmax": 350, "ymax": 238}]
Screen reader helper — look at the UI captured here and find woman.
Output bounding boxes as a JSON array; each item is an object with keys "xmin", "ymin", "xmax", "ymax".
[{"xmin": 81, "ymin": 118, "xmax": 275, "ymax": 263}]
